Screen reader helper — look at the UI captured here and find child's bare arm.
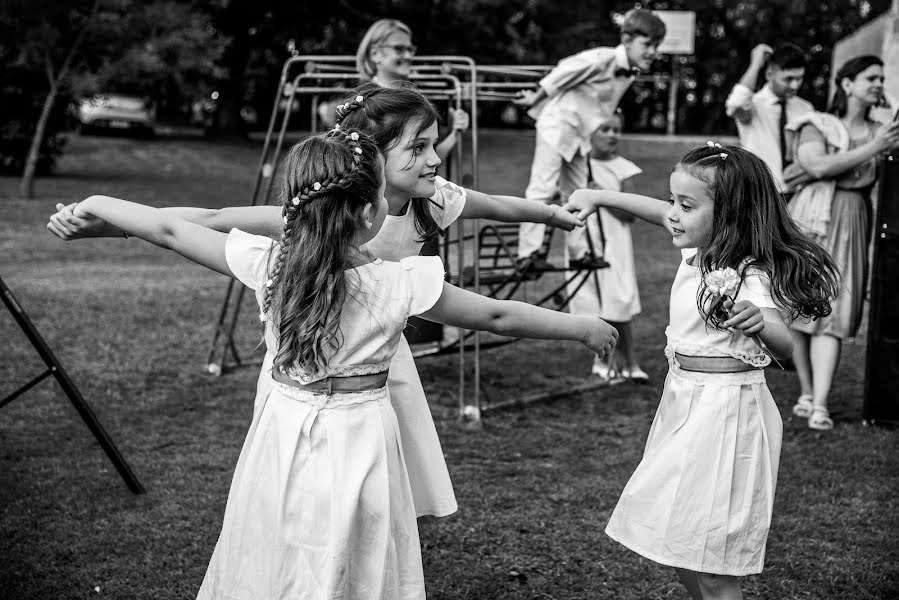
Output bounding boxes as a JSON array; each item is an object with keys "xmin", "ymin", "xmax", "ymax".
[
  {"xmin": 721, "ymin": 301, "xmax": 792, "ymax": 360},
  {"xmin": 73, "ymin": 195, "xmax": 233, "ymax": 277},
  {"xmin": 460, "ymin": 189, "xmax": 584, "ymax": 231},
  {"xmin": 564, "ymin": 189, "xmax": 669, "ymax": 228},
  {"xmin": 48, "ymin": 202, "xmax": 282, "ymax": 240},
  {"xmin": 420, "ymin": 282, "xmax": 619, "ymax": 356}
]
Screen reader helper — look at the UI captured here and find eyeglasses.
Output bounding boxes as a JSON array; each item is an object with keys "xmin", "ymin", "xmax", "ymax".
[{"xmin": 379, "ymin": 44, "xmax": 416, "ymax": 55}]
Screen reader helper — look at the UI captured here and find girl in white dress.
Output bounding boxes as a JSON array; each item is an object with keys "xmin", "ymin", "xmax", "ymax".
[
  {"xmin": 566, "ymin": 144, "xmax": 838, "ymax": 599},
  {"xmin": 568, "ymin": 112, "xmax": 648, "ymax": 383},
  {"xmin": 63, "ymin": 130, "xmax": 618, "ymax": 599},
  {"xmin": 48, "ymin": 84, "xmax": 584, "ymax": 522}
]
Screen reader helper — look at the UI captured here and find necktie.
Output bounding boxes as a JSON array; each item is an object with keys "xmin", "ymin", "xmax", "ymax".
[
  {"xmin": 778, "ymin": 99, "xmax": 788, "ymax": 168},
  {"xmin": 614, "ymin": 66, "xmax": 640, "ymax": 78}
]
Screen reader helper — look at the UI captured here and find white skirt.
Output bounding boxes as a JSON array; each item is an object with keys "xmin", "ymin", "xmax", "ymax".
[
  {"xmin": 605, "ymin": 360, "xmax": 783, "ymax": 575},
  {"xmin": 197, "ymin": 381, "xmax": 425, "ymax": 599},
  {"xmin": 255, "ymin": 341, "xmax": 457, "ymax": 519},
  {"xmin": 567, "ymin": 209, "xmax": 641, "ymax": 322}
]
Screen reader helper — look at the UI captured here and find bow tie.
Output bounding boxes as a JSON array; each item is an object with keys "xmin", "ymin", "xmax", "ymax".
[{"xmin": 614, "ymin": 66, "xmax": 640, "ymax": 78}]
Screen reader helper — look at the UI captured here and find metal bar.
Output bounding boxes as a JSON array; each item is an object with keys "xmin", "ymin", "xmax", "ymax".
[
  {"xmin": 1, "ymin": 275, "xmax": 144, "ymax": 494},
  {"xmin": 0, "ymin": 368, "xmax": 53, "ymax": 409}
]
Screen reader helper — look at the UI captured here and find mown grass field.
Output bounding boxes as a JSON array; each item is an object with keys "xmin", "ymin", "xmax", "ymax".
[{"xmin": 1, "ymin": 130, "xmax": 896, "ymax": 599}]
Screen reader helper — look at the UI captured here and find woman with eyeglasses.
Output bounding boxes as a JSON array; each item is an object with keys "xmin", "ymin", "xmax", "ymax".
[{"xmin": 354, "ymin": 18, "xmax": 469, "ymax": 161}]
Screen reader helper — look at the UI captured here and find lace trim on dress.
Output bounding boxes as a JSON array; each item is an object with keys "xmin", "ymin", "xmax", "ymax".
[
  {"xmin": 282, "ymin": 360, "xmax": 392, "ymax": 385},
  {"xmin": 665, "ymin": 327, "xmax": 772, "ymax": 369}
]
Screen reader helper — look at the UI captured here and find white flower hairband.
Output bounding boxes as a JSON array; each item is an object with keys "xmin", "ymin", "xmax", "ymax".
[{"xmin": 706, "ymin": 140, "xmax": 728, "ymax": 160}]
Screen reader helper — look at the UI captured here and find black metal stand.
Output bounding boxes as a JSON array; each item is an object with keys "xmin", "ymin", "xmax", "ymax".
[{"xmin": 0, "ymin": 275, "xmax": 145, "ymax": 494}]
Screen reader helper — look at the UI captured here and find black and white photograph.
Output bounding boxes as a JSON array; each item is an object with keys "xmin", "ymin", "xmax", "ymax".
[{"xmin": 2, "ymin": 1, "xmax": 898, "ymax": 598}]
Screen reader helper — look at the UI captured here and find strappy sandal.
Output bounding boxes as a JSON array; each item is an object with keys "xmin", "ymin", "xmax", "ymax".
[
  {"xmin": 808, "ymin": 406, "xmax": 834, "ymax": 431},
  {"xmin": 792, "ymin": 394, "xmax": 814, "ymax": 418}
]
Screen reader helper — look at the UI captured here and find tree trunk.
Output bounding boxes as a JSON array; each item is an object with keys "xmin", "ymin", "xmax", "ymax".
[{"xmin": 19, "ymin": 86, "xmax": 58, "ymax": 200}]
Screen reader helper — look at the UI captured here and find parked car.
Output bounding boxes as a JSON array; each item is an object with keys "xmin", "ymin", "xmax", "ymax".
[{"xmin": 77, "ymin": 94, "xmax": 155, "ymax": 137}]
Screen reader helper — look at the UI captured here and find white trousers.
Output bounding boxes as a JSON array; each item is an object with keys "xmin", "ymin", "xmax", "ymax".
[{"xmin": 518, "ymin": 133, "xmax": 589, "ymax": 260}]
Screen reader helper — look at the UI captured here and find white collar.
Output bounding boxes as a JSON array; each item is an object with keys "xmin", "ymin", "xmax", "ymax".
[
  {"xmin": 758, "ymin": 84, "xmax": 788, "ymax": 105},
  {"xmin": 614, "ymin": 44, "xmax": 631, "ymax": 70}
]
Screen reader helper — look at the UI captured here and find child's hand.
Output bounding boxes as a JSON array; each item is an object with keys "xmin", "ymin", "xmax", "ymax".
[
  {"xmin": 512, "ymin": 89, "xmax": 539, "ymax": 108},
  {"xmin": 47, "ymin": 202, "xmax": 109, "ymax": 240},
  {"xmin": 563, "ymin": 189, "xmax": 605, "ymax": 220},
  {"xmin": 584, "ymin": 319, "xmax": 619, "ymax": 357},
  {"xmin": 720, "ymin": 298, "xmax": 765, "ymax": 336},
  {"xmin": 546, "ymin": 204, "xmax": 585, "ymax": 231},
  {"xmin": 450, "ymin": 108, "xmax": 470, "ymax": 131}
]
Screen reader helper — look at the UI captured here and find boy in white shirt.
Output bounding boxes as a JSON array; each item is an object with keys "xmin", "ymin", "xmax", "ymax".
[
  {"xmin": 725, "ymin": 43, "xmax": 814, "ymax": 193},
  {"xmin": 513, "ymin": 8, "xmax": 666, "ymax": 273}
]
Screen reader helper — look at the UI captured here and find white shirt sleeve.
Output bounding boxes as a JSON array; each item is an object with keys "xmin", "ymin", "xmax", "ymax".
[
  {"xmin": 400, "ymin": 256, "xmax": 446, "ymax": 316},
  {"xmin": 725, "ymin": 84, "xmax": 755, "ymax": 118},
  {"xmin": 429, "ymin": 176, "xmax": 467, "ymax": 229},
  {"xmin": 538, "ymin": 48, "xmax": 612, "ymax": 98},
  {"xmin": 224, "ymin": 228, "xmax": 276, "ymax": 290}
]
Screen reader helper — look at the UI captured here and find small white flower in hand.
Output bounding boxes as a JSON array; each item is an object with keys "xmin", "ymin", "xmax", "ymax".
[{"xmin": 704, "ymin": 267, "xmax": 741, "ymax": 297}]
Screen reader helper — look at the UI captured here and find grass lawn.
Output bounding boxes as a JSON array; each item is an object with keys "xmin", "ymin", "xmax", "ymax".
[{"xmin": 1, "ymin": 131, "xmax": 897, "ymax": 600}]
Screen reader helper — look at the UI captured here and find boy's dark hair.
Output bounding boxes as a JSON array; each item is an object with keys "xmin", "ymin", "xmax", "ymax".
[
  {"xmin": 769, "ymin": 43, "xmax": 808, "ymax": 70},
  {"xmin": 620, "ymin": 8, "xmax": 666, "ymax": 44}
]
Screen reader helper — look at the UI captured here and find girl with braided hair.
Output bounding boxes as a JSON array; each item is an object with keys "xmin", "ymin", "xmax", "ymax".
[
  {"xmin": 565, "ymin": 144, "xmax": 838, "ymax": 599},
  {"xmin": 63, "ymin": 129, "xmax": 619, "ymax": 599},
  {"xmin": 48, "ymin": 83, "xmax": 585, "ymax": 523}
]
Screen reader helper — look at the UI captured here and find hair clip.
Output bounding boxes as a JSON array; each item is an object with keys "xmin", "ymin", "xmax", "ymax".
[
  {"xmin": 312, "ymin": 182, "xmax": 321, "ymax": 191},
  {"xmin": 355, "ymin": 95, "xmax": 364, "ymax": 102},
  {"xmin": 291, "ymin": 196, "xmax": 300, "ymax": 206},
  {"xmin": 354, "ymin": 147, "xmax": 363, "ymax": 155},
  {"xmin": 706, "ymin": 140, "xmax": 723, "ymax": 149},
  {"xmin": 283, "ymin": 215, "xmax": 288, "ymax": 224},
  {"xmin": 349, "ymin": 132, "xmax": 359, "ymax": 141},
  {"xmin": 333, "ymin": 123, "xmax": 341, "ymax": 131},
  {"xmin": 719, "ymin": 153, "xmax": 728, "ymax": 160}
]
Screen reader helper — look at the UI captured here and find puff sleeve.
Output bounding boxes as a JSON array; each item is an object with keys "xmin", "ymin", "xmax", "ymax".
[
  {"xmin": 737, "ymin": 268, "xmax": 779, "ymax": 310},
  {"xmin": 429, "ymin": 176, "xmax": 467, "ymax": 229},
  {"xmin": 225, "ymin": 228, "xmax": 276, "ymax": 291},
  {"xmin": 399, "ymin": 256, "xmax": 446, "ymax": 317}
]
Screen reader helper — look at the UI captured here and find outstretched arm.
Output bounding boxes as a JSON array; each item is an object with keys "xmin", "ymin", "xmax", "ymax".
[
  {"xmin": 564, "ymin": 189, "xmax": 669, "ymax": 228},
  {"xmin": 460, "ymin": 188, "xmax": 584, "ymax": 231},
  {"xmin": 72, "ymin": 195, "xmax": 234, "ymax": 277},
  {"xmin": 48, "ymin": 202, "xmax": 282, "ymax": 240},
  {"xmin": 420, "ymin": 282, "xmax": 619, "ymax": 357}
]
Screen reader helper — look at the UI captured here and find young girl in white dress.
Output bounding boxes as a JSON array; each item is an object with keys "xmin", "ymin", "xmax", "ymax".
[
  {"xmin": 47, "ymin": 84, "xmax": 582, "ymax": 522},
  {"xmin": 568, "ymin": 112, "xmax": 648, "ymax": 383},
  {"xmin": 64, "ymin": 130, "xmax": 618, "ymax": 599},
  {"xmin": 566, "ymin": 144, "xmax": 838, "ymax": 599}
]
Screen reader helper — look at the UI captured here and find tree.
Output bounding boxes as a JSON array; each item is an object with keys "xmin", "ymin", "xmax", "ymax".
[{"xmin": 3, "ymin": 0, "xmax": 226, "ymax": 199}]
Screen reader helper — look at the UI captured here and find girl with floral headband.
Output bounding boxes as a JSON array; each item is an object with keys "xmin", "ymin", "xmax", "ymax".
[
  {"xmin": 47, "ymin": 83, "xmax": 584, "ymax": 523},
  {"xmin": 565, "ymin": 143, "xmax": 838, "ymax": 599},
  {"xmin": 60, "ymin": 130, "xmax": 618, "ymax": 599}
]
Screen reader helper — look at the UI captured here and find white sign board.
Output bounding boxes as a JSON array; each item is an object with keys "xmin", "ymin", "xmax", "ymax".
[{"xmin": 656, "ymin": 10, "xmax": 696, "ymax": 55}]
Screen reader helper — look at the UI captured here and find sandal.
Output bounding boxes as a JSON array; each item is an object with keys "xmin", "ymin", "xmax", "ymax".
[
  {"xmin": 621, "ymin": 366, "xmax": 650, "ymax": 384},
  {"xmin": 808, "ymin": 406, "xmax": 834, "ymax": 431},
  {"xmin": 792, "ymin": 394, "xmax": 814, "ymax": 418},
  {"xmin": 591, "ymin": 358, "xmax": 625, "ymax": 385}
]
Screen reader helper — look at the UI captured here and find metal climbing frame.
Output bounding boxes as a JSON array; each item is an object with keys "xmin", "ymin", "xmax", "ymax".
[
  {"xmin": 203, "ymin": 56, "xmax": 611, "ymax": 422},
  {"xmin": 203, "ymin": 55, "xmax": 480, "ymax": 419}
]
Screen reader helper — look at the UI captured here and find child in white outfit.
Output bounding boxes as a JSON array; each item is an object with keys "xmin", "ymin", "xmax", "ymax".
[
  {"xmin": 512, "ymin": 8, "xmax": 665, "ymax": 272},
  {"xmin": 64, "ymin": 130, "xmax": 619, "ymax": 599},
  {"xmin": 568, "ymin": 113, "xmax": 648, "ymax": 383},
  {"xmin": 566, "ymin": 143, "xmax": 838, "ymax": 598}
]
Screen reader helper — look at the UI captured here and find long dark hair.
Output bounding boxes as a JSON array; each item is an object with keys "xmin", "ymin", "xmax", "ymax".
[
  {"xmin": 262, "ymin": 130, "xmax": 382, "ymax": 375},
  {"xmin": 334, "ymin": 82, "xmax": 443, "ymax": 241},
  {"xmin": 828, "ymin": 55, "xmax": 884, "ymax": 119},
  {"xmin": 676, "ymin": 144, "xmax": 839, "ymax": 328}
]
